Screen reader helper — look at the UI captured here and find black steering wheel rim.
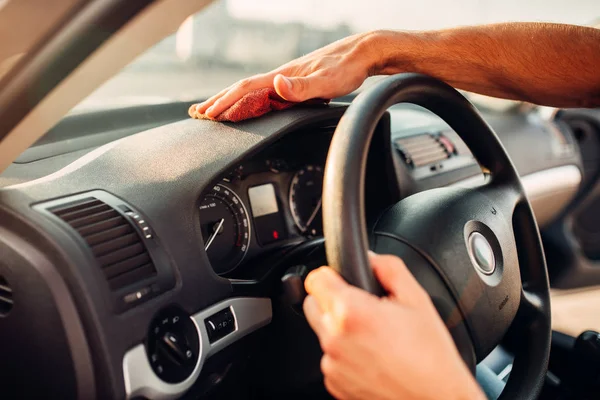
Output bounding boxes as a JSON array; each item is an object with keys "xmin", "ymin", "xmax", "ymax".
[{"xmin": 322, "ymin": 73, "xmax": 551, "ymax": 399}]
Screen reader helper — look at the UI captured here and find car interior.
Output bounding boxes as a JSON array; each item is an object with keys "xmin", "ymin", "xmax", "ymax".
[{"xmin": 1, "ymin": 0, "xmax": 600, "ymax": 399}]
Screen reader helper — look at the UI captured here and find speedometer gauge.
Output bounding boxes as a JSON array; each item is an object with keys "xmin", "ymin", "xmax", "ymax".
[
  {"xmin": 289, "ymin": 165, "xmax": 324, "ymax": 236},
  {"xmin": 199, "ymin": 184, "xmax": 250, "ymax": 274}
]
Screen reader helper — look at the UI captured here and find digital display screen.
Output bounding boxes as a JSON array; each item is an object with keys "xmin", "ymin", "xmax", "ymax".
[
  {"xmin": 248, "ymin": 184, "xmax": 279, "ymax": 217},
  {"xmin": 248, "ymin": 183, "xmax": 287, "ymax": 245}
]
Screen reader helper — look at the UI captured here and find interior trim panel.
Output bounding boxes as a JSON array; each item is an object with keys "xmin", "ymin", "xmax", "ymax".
[
  {"xmin": 551, "ymin": 286, "xmax": 600, "ymax": 336},
  {"xmin": 123, "ymin": 297, "xmax": 272, "ymax": 400},
  {"xmin": 521, "ymin": 165, "xmax": 582, "ymax": 226}
]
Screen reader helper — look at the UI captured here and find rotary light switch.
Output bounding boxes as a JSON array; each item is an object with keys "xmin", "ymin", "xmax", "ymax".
[{"xmin": 146, "ymin": 306, "xmax": 200, "ymax": 383}]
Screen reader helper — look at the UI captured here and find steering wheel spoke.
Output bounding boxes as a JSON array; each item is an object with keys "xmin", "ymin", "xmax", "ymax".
[
  {"xmin": 476, "ymin": 178, "xmax": 523, "ymax": 223},
  {"xmin": 520, "ymin": 288, "xmax": 547, "ymax": 320}
]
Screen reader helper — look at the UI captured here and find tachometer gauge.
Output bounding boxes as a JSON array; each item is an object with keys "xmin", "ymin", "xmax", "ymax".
[
  {"xmin": 199, "ymin": 184, "xmax": 250, "ymax": 274},
  {"xmin": 289, "ymin": 165, "xmax": 324, "ymax": 236}
]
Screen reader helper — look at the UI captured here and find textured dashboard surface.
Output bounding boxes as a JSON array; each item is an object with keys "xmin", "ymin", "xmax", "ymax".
[{"xmin": 1, "ymin": 104, "xmax": 580, "ymax": 188}]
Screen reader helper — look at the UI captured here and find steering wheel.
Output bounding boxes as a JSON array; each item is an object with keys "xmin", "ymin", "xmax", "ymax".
[{"xmin": 322, "ymin": 74, "xmax": 551, "ymax": 399}]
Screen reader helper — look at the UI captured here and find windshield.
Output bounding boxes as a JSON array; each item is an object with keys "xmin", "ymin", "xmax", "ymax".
[{"xmin": 72, "ymin": 0, "xmax": 600, "ymax": 114}]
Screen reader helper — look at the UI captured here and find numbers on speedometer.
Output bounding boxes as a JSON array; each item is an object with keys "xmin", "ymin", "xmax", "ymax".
[
  {"xmin": 289, "ymin": 165, "xmax": 324, "ymax": 236},
  {"xmin": 199, "ymin": 184, "xmax": 250, "ymax": 275}
]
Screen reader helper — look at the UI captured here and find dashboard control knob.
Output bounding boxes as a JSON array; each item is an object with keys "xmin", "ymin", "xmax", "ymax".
[
  {"xmin": 146, "ymin": 306, "xmax": 200, "ymax": 383},
  {"xmin": 281, "ymin": 265, "xmax": 308, "ymax": 311},
  {"xmin": 158, "ymin": 331, "xmax": 195, "ymax": 367}
]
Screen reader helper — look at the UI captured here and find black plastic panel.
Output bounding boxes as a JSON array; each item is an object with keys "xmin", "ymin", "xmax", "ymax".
[
  {"xmin": 0, "ymin": 208, "xmax": 94, "ymax": 399},
  {"xmin": 34, "ymin": 191, "xmax": 176, "ymax": 313},
  {"xmin": 0, "ymin": 254, "xmax": 79, "ymax": 399},
  {"xmin": 544, "ymin": 109, "xmax": 600, "ymax": 289}
]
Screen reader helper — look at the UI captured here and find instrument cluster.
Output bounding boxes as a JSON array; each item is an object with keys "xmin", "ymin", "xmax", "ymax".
[{"xmin": 198, "ymin": 129, "xmax": 332, "ymax": 275}]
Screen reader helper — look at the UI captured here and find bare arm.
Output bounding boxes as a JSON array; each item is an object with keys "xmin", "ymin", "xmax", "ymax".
[
  {"xmin": 192, "ymin": 22, "xmax": 600, "ymax": 119},
  {"xmin": 372, "ymin": 23, "xmax": 600, "ymax": 108}
]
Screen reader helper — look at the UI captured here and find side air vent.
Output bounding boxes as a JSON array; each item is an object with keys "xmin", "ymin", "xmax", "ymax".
[
  {"xmin": 50, "ymin": 197, "xmax": 157, "ymax": 291},
  {"xmin": 0, "ymin": 276, "xmax": 13, "ymax": 316},
  {"xmin": 395, "ymin": 134, "xmax": 454, "ymax": 168}
]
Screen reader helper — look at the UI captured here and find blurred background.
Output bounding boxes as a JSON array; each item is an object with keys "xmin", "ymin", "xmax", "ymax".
[{"xmin": 72, "ymin": 0, "xmax": 600, "ymax": 113}]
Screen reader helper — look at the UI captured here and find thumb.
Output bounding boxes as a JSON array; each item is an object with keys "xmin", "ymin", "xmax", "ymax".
[
  {"xmin": 369, "ymin": 252, "xmax": 429, "ymax": 306},
  {"xmin": 274, "ymin": 74, "xmax": 322, "ymax": 102}
]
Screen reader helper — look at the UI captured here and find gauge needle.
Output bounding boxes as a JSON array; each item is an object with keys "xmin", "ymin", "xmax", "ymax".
[
  {"xmin": 205, "ymin": 218, "xmax": 225, "ymax": 251},
  {"xmin": 304, "ymin": 198, "xmax": 322, "ymax": 231}
]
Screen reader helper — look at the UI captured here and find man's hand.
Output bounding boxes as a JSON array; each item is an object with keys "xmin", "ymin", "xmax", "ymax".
[
  {"xmin": 192, "ymin": 32, "xmax": 378, "ymax": 119},
  {"xmin": 303, "ymin": 252, "xmax": 485, "ymax": 400}
]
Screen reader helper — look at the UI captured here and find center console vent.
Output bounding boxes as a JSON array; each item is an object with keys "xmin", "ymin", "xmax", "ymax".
[
  {"xmin": 50, "ymin": 197, "xmax": 157, "ymax": 291},
  {"xmin": 36, "ymin": 191, "xmax": 175, "ymax": 313},
  {"xmin": 394, "ymin": 133, "xmax": 454, "ymax": 168},
  {"xmin": 393, "ymin": 130, "xmax": 480, "ymax": 183}
]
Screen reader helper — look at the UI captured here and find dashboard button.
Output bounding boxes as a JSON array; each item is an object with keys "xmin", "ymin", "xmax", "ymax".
[
  {"xmin": 122, "ymin": 286, "xmax": 151, "ymax": 304},
  {"xmin": 205, "ymin": 307, "xmax": 236, "ymax": 343},
  {"xmin": 141, "ymin": 225, "xmax": 152, "ymax": 239},
  {"xmin": 126, "ymin": 211, "xmax": 153, "ymax": 239}
]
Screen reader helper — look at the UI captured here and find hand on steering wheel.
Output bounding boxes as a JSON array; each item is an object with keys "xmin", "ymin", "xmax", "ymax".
[
  {"xmin": 304, "ymin": 252, "xmax": 485, "ymax": 400},
  {"xmin": 319, "ymin": 73, "xmax": 551, "ymax": 400}
]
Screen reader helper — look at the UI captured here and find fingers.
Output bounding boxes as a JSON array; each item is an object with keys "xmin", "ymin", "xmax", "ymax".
[
  {"xmin": 188, "ymin": 70, "xmax": 332, "ymax": 120},
  {"xmin": 369, "ymin": 252, "xmax": 430, "ymax": 307},
  {"xmin": 304, "ymin": 267, "xmax": 351, "ymax": 314},
  {"xmin": 205, "ymin": 75, "xmax": 272, "ymax": 118},
  {"xmin": 303, "ymin": 295, "xmax": 325, "ymax": 336},
  {"xmin": 194, "ymin": 74, "xmax": 273, "ymax": 118},
  {"xmin": 304, "ymin": 255, "xmax": 429, "ymax": 314},
  {"xmin": 321, "ymin": 355, "xmax": 353, "ymax": 400},
  {"xmin": 304, "ymin": 266, "xmax": 377, "ymax": 343},
  {"xmin": 194, "ymin": 85, "xmax": 232, "ymax": 115},
  {"xmin": 188, "ymin": 103, "xmax": 197, "ymax": 118},
  {"xmin": 273, "ymin": 72, "xmax": 329, "ymax": 102}
]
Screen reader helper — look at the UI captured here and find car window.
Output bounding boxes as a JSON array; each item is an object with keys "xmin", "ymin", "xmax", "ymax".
[
  {"xmin": 0, "ymin": 0, "xmax": 85, "ymax": 81},
  {"xmin": 71, "ymin": 0, "xmax": 600, "ymax": 114}
]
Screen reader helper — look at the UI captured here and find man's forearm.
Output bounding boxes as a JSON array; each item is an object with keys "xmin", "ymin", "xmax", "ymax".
[{"xmin": 364, "ymin": 23, "xmax": 600, "ymax": 108}]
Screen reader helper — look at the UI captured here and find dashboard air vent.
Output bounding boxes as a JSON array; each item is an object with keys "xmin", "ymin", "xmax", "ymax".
[
  {"xmin": 395, "ymin": 134, "xmax": 452, "ymax": 168},
  {"xmin": 50, "ymin": 197, "xmax": 157, "ymax": 291},
  {"xmin": 0, "ymin": 276, "xmax": 13, "ymax": 316}
]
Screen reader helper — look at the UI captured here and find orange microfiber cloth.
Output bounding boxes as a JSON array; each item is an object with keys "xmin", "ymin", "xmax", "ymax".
[{"xmin": 189, "ymin": 88, "xmax": 328, "ymax": 122}]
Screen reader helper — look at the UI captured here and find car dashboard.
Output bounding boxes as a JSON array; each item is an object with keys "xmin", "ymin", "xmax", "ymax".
[{"xmin": 0, "ymin": 102, "xmax": 585, "ymax": 399}]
